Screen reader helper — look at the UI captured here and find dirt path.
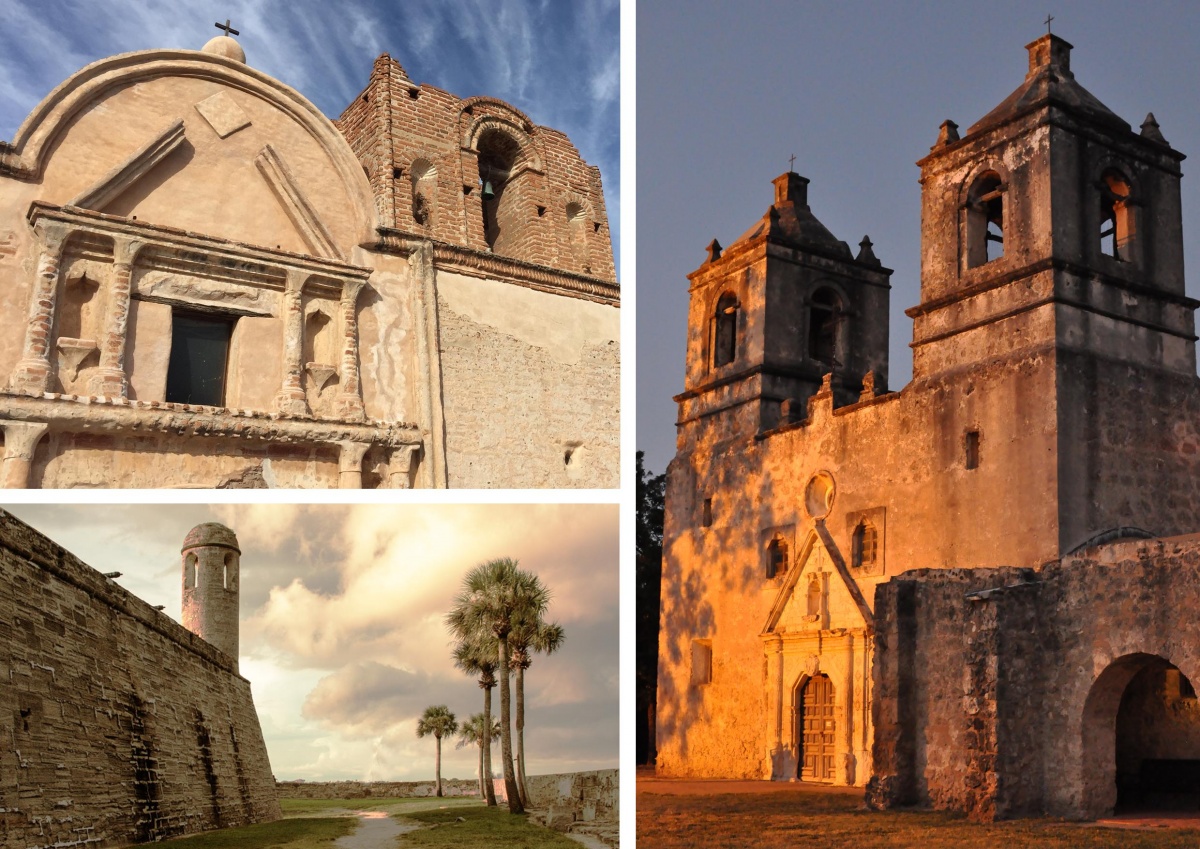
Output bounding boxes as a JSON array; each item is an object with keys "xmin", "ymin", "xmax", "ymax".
[{"xmin": 334, "ymin": 810, "xmax": 420, "ymax": 849}]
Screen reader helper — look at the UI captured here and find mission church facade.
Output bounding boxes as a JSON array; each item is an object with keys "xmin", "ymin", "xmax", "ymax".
[
  {"xmin": 0, "ymin": 28, "xmax": 617, "ymax": 488},
  {"xmin": 658, "ymin": 34, "xmax": 1200, "ymax": 819}
]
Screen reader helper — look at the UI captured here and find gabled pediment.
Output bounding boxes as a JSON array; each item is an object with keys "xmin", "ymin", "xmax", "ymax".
[{"xmin": 762, "ymin": 522, "xmax": 874, "ymax": 635}]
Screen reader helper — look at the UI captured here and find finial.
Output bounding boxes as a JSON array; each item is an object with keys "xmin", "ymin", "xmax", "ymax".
[
  {"xmin": 1044, "ymin": 13, "xmax": 1054, "ymax": 34},
  {"xmin": 1140, "ymin": 112, "xmax": 1168, "ymax": 145},
  {"xmin": 215, "ymin": 19, "xmax": 240, "ymax": 37},
  {"xmin": 932, "ymin": 119, "xmax": 960, "ymax": 150},
  {"xmin": 705, "ymin": 238, "xmax": 723, "ymax": 264},
  {"xmin": 203, "ymin": 19, "xmax": 246, "ymax": 63},
  {"xmin": 788, "ymin": 153, "xmax": 797, "ymax": 173},
  {"xmin": 856, "ymin": 236, "xmax": 880, "ymax": 267}
]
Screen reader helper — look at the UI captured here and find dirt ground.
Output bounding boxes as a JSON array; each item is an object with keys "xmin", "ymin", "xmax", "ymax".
[{"xmin": 637, "ymin": 768, "xmax": 1200, "ymax": 849}]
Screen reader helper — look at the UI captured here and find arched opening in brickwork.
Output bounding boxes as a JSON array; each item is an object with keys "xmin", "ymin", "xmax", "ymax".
[
  {"xmin": 766, "ymin": 535, "xmax": 788, "ymax": 579},
  {"xmin": 808, "ymin": 288, "xmax": 843, "ymax": 366},
  {"xmin": 566, "ymin": 201, "xmax": 590, "ymax": 273},
  {"xmin": 1082, "ymin": 654, "xmax": 1200, "ymax": 817},
  {"xmin": 966, "ymin": 171, "xmax": 1005, "ymax": 267},
  {"xmin": 477, "ymin": 129, "xmax": 523, "ymax": 255},
  {"xmin": 712, "ymin": 292, "xmax": 738, "ymax": 368},
  {"xmin": 1100, "ymin": 169, "xmax": 1134, "ymax": 261},
  {"xmin": 795, "ymin": 673, "xmax": 835, "ymax": 781}
]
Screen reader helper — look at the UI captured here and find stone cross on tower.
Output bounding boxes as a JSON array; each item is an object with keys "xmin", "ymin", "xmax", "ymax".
[
  {"xmin": 789, "ymin": 153, "xmax": 797, "ymax": 172},
  {"xmin": 215, "ymin": 18, "xmax": 240, "ymax": 37},
  {"xmin": 1044, "ymin": 13, "xmax": 1054, "ymax": 34}
]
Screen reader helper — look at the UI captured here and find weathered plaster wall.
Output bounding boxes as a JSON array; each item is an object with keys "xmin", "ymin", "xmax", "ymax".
[
  {"xmin": 0, "ymin": 510, "xmax": 280, "ymax": 847},
  {"xmin": 436, "ymin": 271, "xmax": 619, "ymax": 488}
]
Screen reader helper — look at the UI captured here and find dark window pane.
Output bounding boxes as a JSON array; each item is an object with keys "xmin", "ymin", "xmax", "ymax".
[{"xmin": 166, "ymin": 313, "xmax": 233, "ymax": 406}]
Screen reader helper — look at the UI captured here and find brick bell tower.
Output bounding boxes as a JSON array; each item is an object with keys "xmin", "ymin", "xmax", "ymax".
[
  {"xmin": 675, "ymin": 172, "xmax": 892, "ymax": 449},
  {"xmin": 181, "ymin": 522, "xmax": 241, "ymax": 670}
]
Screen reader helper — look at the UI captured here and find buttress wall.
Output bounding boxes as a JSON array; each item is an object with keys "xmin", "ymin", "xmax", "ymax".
[{"xmin": 0, "ymin": 510, "xmax": 280, "ymax": 847}]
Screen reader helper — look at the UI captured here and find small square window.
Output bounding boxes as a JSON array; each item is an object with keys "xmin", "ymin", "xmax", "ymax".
[{"xmin": 166, "ymin": 312, "xmax": 234, "ymax": 406}]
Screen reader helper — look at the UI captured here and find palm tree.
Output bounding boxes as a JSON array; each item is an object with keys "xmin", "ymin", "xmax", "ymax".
[
  {"xmin": 457, "ymin": 712, "xmax": 502, "ymax": 800},
  {"xmin": 452, "ymin": 636, "xmax": 498, "ymax": 806},
  {"xmin": 510, "ymin": 600, "xmax": 564, "ymax": 807},
  {"xmin": 416, "ymin": 705, "xmax": 458, "ymax": 797},
  {"xmin": 447, "ymin": 557, "xmax": 541, "ymax": 814}
]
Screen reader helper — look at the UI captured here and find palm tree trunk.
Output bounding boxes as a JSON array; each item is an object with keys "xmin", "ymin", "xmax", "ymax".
[
  {"xmin": 482, "ymin": 684, "xmax": 497, "ymax": 806},
  {"xmin": 435, "ymin": 734, "xmax": 443, "ymax": 797},
  {"xmin": 498, "ymin": 633, "xmax": 523, "ymax": 813},
  {"xmin": 516, "ymin": 663, "xmax": 529, "ymax": 807},
  {"xmin": 477, "ymin": 740, "xmax": 486, "ymax": 799}
]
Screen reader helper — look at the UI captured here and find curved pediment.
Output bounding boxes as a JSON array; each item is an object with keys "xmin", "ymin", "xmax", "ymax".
[{"xmin": 3, "ymin": 48, "xmax": 376, "ymax": 260}]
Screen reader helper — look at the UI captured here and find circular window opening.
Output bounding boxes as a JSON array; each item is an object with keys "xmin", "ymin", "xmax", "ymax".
[{"xmin": 804, "ymin": 471, "xmax": 836, "ymax": 519}]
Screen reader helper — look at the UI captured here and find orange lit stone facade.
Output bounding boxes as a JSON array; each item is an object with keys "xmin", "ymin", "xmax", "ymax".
[{"xmin": 658, "ymin": 34, "xmax": 1200, "ymax": 810}]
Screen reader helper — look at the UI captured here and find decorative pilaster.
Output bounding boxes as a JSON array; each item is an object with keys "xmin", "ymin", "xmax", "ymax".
[
  {"xmin": 87, "ymin": 237, "xmax": 142, "ymax": 397},
  {"xmin": 387, "ymin": 445, "xmax": 420, "ymax": 489},
  {"xmin": 273, "ymin": 269, "xmax": 310, "ymax": 416},
  {"xmin": 1, "ymin": 421, "xmax": 49, "ymax": 488},
  {"xmin": 333, "ymin": 279, "xmax": 366, "ymax": 420},
  {"xmin": 11, "ymin": 222, "xmax": 69, "ymax": 394},
  {"xmin": 337, "ymin": 440, "xmax": 370, "ymax": 488}
]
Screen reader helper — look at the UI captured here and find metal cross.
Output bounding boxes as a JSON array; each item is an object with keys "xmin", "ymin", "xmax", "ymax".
[
  {"xmin": 789, "ymin": 153, "xmax": 796, "ymax": 172},
  {"xmin": 215, "ymin": 19, "xmax": 240, "ymax": 37},
  {"xmin": 1044, "ymin": 13, "xmax": 1054, "ymax": 34}
]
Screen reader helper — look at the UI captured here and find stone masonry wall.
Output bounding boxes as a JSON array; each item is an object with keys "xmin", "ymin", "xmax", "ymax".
[
  {"xmin": 276, "ymin": 780, "xmax": 477, "ymax": 799},
  {"xmin": 869, "ymin": 535, "xmax": 1200, "ymax": 821},
  {"xmin": 524, "ymin": 770, "xmax": 618, "ymax": 829},
  {"xmin": 0, "ymin": 510, "xmax": 280, "ymax": 847}
]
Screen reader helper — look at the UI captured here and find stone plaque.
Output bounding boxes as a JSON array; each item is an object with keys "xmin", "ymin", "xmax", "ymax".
[{"xmin": 195, "ymin": 91, "xmax": 252, "ymax": 139}]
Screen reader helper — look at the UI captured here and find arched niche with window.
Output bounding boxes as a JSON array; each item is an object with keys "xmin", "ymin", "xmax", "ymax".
[
  {"xmin": 1099, "ymin": 168, "xmax": 1135, "ymax": 263},
  {"xmin": 712, "ymin": 292, "xmax": 739, "ymax": 368},
  {"xmin": 410, "ymin": 158, "xmax": 437, "ymax": 230},
  {"xmin": 805, "ymin": 574, "xmax": 823, "ymax": 619},
  {"xmin": 808, "ymin": 287, "xmax": 844, "ymax": 366},
  {"xmin": 966, "ymin": 170, "xmax": 1006, "ymax": 268},
  {"xmin": 476, "ymin": 129, "xmax": 523, "ymax": 255},
  {"xmin": 766, "ymin": 535, "xmax": 789, "ymax": 579}
]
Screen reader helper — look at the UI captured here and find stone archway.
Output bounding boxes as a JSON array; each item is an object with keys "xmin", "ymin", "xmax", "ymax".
[
  {"xmin": 1082, "ymin": 653, "xmax": 1200, "ymax": 816},
  {"xmin": 795, "ymin": 673, "xmax": 836, "ymax": 782}
]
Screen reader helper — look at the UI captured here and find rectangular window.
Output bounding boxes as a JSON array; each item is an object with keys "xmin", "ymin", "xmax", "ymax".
[
  {"xmin": 702, "ymin": 497, "xmax": 713, "ymax": 527},
  {"xmin": 166, "ymin": 312, "xmax": 234, "ymax": 406},
  {"xmin": 691, "ymin": 640, "xmax": 712, "ymax": 686},
  {"xmin": 965, "ymin": 430, "xmax": 981, "ymax": 470}
]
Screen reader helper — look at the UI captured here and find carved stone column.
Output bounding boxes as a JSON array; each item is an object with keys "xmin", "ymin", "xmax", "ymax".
[
  {"xmin": 273, "ymin": 269, "xmax": 310, "ymax": 416},
  {"xmin": 11, "ymin": 222, "xmax": 69, "ymax": 394},
  {"xmin": 87, "ymin": 237, "xmax": 142, "ymax": 397},
  {"xmin": 387, "ymin": 445, "xmax": 420, "ymax": 489},
  {"xmin": 333, "ymin": 279, "xmax": 366, "ymax": 421},
  {"xmin": 337, "ymin": 440, "xmax": 370, "ymax": 488},
  {"xmin": 1, "ymin": 421, "xmax": 49, "ymax": 488}
]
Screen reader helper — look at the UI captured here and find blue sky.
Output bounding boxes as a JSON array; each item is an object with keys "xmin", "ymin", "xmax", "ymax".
[
  {"xmin": 0, "ymin": 0, "xmax": 620, "ymax": 264},
  {"xmin": 4, "ymin": 503, "xmax": 618, "ymax": 782},
  {"xmin": 637, "ymin": 0, "xmax": 1200, "ymax": 473}
]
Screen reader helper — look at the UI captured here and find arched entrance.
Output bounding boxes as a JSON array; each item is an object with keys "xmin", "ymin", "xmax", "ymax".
[
  {"xmin": 796, "ymin": 673, "xmax": 835, "ymax": 782},
  {"xmin": 1082, "ymin": 654, "xmax": 1200, "ymax": 816}
]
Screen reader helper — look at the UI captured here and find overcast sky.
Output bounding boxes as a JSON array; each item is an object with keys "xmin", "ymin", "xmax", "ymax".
[
  {"xmin": 4, "ymin": 503, "xmax": 618, "ymax": 782},
  {"xmin": 0, "ymin": 0, "xmax": 620, "ymax": 266},
  {"xmin": 637, "ymin": 0, "xmax": 1200, "ymax": 473}
]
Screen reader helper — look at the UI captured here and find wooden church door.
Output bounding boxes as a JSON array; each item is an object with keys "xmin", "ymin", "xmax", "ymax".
[{"xmin": 798, "ymin": 673, "xmax": 836, "ymax": 781}]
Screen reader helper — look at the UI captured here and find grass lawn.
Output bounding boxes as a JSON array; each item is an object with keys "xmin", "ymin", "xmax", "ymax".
[
  {"xmin": 638, "ymin": 787, "xmax": 1200, "ymax": 849},
  {"xmin": 154, "ymin": 816, "xmax": 354, "ymax": 849},
  {"xmin": 398, "ymin": 805, "xmax": 583, "ymax": 848}
]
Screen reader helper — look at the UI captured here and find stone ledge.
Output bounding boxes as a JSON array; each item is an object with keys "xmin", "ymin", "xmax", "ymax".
[{"xmin": 0, "ymin": 391, "xmax": 422, "ymax": 448}]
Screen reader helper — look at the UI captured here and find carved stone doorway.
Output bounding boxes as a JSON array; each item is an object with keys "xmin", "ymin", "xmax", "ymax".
[{"xmin": 797, "ymin": 673, "xmax": 835, "ymax": 782}]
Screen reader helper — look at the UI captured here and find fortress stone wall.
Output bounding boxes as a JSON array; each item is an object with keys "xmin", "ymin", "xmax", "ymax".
[{"xmin": 0, "ymin": 511, "xmax": 279, "ymax": 847}]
